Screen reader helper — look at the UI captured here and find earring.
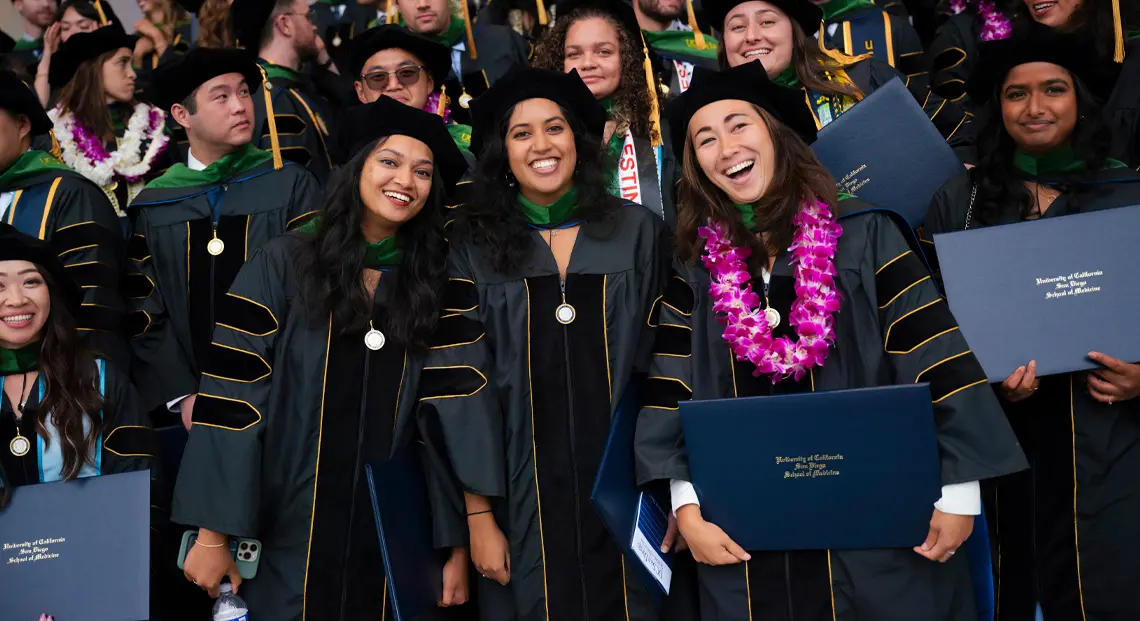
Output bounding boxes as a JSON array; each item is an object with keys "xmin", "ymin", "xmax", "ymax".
[{"xmin": 506, "ymin": 172, "xmax": 516, "ymax": 187}]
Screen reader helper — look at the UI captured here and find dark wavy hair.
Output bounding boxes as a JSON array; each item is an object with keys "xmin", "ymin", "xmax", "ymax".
[
  {"xmin": 293, "ymin": 137, "xmax": 448, "ymax": 350},
  {"xmin": 970, "ymin": 71, "xmax": 1112, "ymax": 226},
  {"xmin": 454, "ymin": 102, "xmax": 613, "ymax": 275},
  {"xmin": 0, "ymin": 267, "xmax": 104, "ymax": 512},
  {"xmin": 675, "ymin": 105, "xmax": 838, "ymax": 273},
  {"xmin": 532, "ymin": 7, "xmax": 658, "ymax": 143},
  {"xmin": 57, "ymin": 48, "xmax": 133, "ymax": 144},
  {"xmin": 716, "ymin": 17, "xmax": 863, "ymax": 102}
]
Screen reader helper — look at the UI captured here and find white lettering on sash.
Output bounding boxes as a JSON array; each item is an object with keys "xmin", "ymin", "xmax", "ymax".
[
  {"xmin": 673, "ymin": 60, "xmax": 695, "ymax": 92},
  {"xmin": 618, "ymin": 130, "xmax": 642, "ymax": 204}
]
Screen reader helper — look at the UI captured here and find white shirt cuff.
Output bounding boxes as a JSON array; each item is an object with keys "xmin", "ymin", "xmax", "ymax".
[
  {"xmin": 934, "ymin": 481, "xmax": 981, "ymax": 516},
  {"xmin": 669, "ymin": 479, "xmax": 700, "ymax": 517},
  {"xmin": 167, "ymin": 394, "xmax": 192, "ymax": 412}
]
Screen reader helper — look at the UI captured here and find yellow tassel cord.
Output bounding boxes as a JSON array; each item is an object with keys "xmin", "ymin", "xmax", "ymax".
[
  {"xmin": 640, "ymin": 33, "xmax": 662, "ymax": 148},
  {"xmin": 258, "ymin": 66, "xmax": 284, "ymax": 170},
  {"xmin": 460, "ymin": 0, "xmax": 478, "ymax": 59},
  {"xmin": 685, "ymin": 0, "xmax": 707, "ymax": 50},
  {"xmin": 93, "ymin": 0, "xmax": 109, "ymax": 25},
  {"xmin": 386, "ymin": 0, "xmax": 398, "ymax": 24},
  {"xmin": 817, "ymin": 22, "xmax": 870, "ymax": 73},
  {"xmin": 536, "ymin": 0, "xmax": 548, "ymax": 25},
  {"xmin": 1111, "ymin": 0, "xmax": 1124, "ymax": 62},
  {"xmin": 50, "ymin": 130, "xmax": 62, "ymax": 160},
  {"xmin": 437, "ymin": 85, "xmax": 448, "ymax": 116}
]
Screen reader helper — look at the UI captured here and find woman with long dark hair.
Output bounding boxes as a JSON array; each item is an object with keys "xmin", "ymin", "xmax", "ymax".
[
  {"xmin": 0, "ymin": 223, "xmax": 154, "ymax": 509},
  {"xmin": 923, "ymin": 30, "xmax": 1140, "ymax": 621},
  {"xmin": 47, "ymin": 24, "xmax": 171, "ymax": 223},
  {"xmin": 533, "ymin": 0, "xmax": 674, "ymax": 221},
  {"xmin": 705, "ymin": 0, "xmax": 973, "ymax": 150},
  {"xmin": 418, "ymin": 67, "xmax": 669, "ymax": 620},
  {"xmin": 31, "ymin": 1, "xmax": 118, "ymax": 109},
  {"xmin": 633, "ymin": 59, "xmax": 1024, "ymax": 621},
  {"xmin": 174, "ymin": 96, "xmax": 471, "ymax": 621}
]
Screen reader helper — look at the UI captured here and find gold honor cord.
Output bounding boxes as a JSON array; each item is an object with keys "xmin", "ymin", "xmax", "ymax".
[
  {"xmin": 816, "ymin": 21, "xmax": 871, "ymax": 73},
  {"xmin": 437, "ymin": 84, "xmax": 448, "ymax": 117},
  {"xmin": 639, "ymin": 33, "xmax": 663, "ymax": 148},
  {"xmin": 386, "ymin": 0, "xmax": 398, "ymax": 24},
  {"xmin": 258, "ymin": 66, "xmax": 285, "ymax": 170},
  {"xmin": 461, "ymin": 0, "xmax": 478, "ymax": 59},
  {"xmin": 536, "ymin": 0, "xmax": 548, "ymax": 25},
  {"xmin": 685, "ymin": 0, "xmax": 706, "ymax": 50},
  {"xmin": 1111, "ymin": 0, "xmax": 1123, "ymax": 62},
  {"xmin": 93, "ymin": 0, "xmax": 109, "ymax": 25}
]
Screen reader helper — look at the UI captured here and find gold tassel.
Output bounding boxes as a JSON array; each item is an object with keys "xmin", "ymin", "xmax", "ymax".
[
  {"xmin": 437, "ymin": 85, "xmax": 448, "ymax": 116},
  {"xmin": 536, "ymin": 0, "xmax": 548, "ymax": 25},
  {"xmin": 386, "ymin": 0, "xmax": 398, "ymax": 24},
  {"xmin": 685, "ymin": 0, "xmax": 706, "ymax": 50},
  {"xmin": 258, "ymin": 66, "xmax": 284, "ymax": 170},
  {"xmin": 817, "ymin": 22, "xmax": 870, "ymax": 67},
  {"xmin": 460, "ymin": 0, "xmax": 478, "ymax": 58},
  {"xmin": 50, "ymin": 130, "xmax": 62, "ymax": 160},
  {"xmin": 640, "ymin": 33, "xmax": 662, "ymax": 148},
  {"xmin": 93, "ymin": 0, "xmax": 109, "ymax": 25},
  {"xmin": 1111, "ymin": 0, "xmax": 1124, "ymax": 62}
]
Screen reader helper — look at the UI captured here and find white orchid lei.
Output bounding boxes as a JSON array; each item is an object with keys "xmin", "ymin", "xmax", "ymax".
[{"xmin": 48, "ymin": 102, "xmax": 169, "ymax": 188}]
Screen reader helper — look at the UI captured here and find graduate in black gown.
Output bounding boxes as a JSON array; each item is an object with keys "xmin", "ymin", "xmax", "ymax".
[
  {"xmin": 705, "ymin": 0, "xmax": 974, "ymax": 154},
  {"xmin": 628, "ymin": 0, "xmax": 720, "ymax": 97},
  {"xmin": 927, "ymin": 0, "xmax": 1016, "ymax": 111},
  {"xmin": 1103, "ymin": 2, "xmax": 1140, "ymax": 167},
  {"xmin": 533, "ymin": 0, "xmax": 674, "ymax": 221},
  {"xmin": 419, "ymin": 67, "xmax": 671, "ymax": 621},
  {"xmin": 814, "ymin": 0, "xmax": 931, "ymax": 95},
  {"xmin": 923, "ymin": 30, "xmax": 1140, "ymax": 621},
  {"xmin": 175, "ymin": 96, "xmax": 470, "ymax": 620},
  {"xmin": 229, "ymin": 0, "xmax": 339, "ymax": 185},
  {"xmin": 0, "ymin": 71, "xmax": 128, "ymax": 370},
  {"xmin": 635, "ymin": 60, "xmax": 1026, "ymax": 621},
  {"xmin": 125, "ymin": 48, "xmax": 321, "ymax": 421}
]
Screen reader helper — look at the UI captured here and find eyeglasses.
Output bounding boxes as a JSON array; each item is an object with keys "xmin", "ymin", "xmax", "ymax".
[
  {"xmin": 281, "ymin": 8, "xmax": 318, "ymax": 23},
  {"xmin": 361, "ymin": 66, "xmax": 426, "ymax": 90}
]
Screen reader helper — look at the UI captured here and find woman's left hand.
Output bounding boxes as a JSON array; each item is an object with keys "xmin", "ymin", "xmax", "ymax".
[
  {"xmin": 1086, "ymin": 352, "xmax": 1140, "ymax": 404},
  {"xmin": 439, "ymin": 546, "xmax": 470, "ymax": 607}
]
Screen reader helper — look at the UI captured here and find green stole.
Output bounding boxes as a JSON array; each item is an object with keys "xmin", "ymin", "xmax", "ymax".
[
  {"xmin": 819, "ymin": 0, "xmax": 876, "ymax": 21},
  {"xmin": 600, "ymin": 98, "xmax": 625, "ymax": 192},
  {"xmin": 297, "ymin": 217, "xmax": 405, "ymax": 268},
  {"xmin": 12, "ymin": 37, "xmax": 42, "ymax": 52},
  {"xmin": 259, "ymin": 60, "xmax": 302, "ymax": 85},
  {"xmin": 0, "ymin": 342, "xmax": 40, "ymax": 375},
  {"xmin": 641, "ymin": 28, "xmax": 719, "ymax": 60},
  {"xmin": 145, "ymin": 144, "xmax": 274, "ymax": 189},
  {"xmin": 399, "ymin": 14, "xmax": 466, "ymax": 48},
  {"xmin": 736, "ymin": 194, "xmax": 854, "ymax": 231},
  {"xmin": 518, "ymin": 186, "xmax": 579, "ymax": 227},
  {"xmin": 447, "ymin": 123, "xmax": 473, "ymax": 151},
  {"xmin": 0, "ymin": 151, "xmax": 73, "ymax": 190},
  {"xmin": 774, "ymin": 67, "xmax": 800, "ymax": 89},
  {"xmin": 1012, "ymin": 146, "xmax": 1128, "ymax": 177}
]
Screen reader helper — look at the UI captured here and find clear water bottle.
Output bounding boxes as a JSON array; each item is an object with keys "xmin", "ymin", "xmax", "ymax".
[{"xmin": 212, "ymin": 582, "xmax": 249, "ymax": 621}]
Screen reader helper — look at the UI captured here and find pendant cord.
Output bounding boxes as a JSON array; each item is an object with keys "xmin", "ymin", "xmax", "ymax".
[{"xmin": 16, "ymin": 372, "xmax": 32, "ymax": 413}]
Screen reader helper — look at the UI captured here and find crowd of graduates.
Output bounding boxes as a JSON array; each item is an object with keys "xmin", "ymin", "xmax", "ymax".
[{"xmin": 1, "ymin": 0, "xmax": 1139, "ymax": 618}]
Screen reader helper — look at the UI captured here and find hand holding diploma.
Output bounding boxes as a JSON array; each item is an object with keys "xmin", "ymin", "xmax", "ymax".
[
  {"xmin": 913, "ymin": 510, "xmax": 974, "ymax": 563},
  {"xmin": 676, "ymin": 505, "xmax": 751, "ymax": 566},
  {"xmin": 999, "ymin": 360, "xmax": 1040, "ymax": 403},
  {"xmin": 1086, "ymin": 353, "xmax": 1140, "ymax": 405}
]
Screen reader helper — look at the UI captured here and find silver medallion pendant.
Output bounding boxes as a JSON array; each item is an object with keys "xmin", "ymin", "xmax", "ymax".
[
  {"xmin": 555, "ymin": 303, "xmax": 576, "ymax": 325},
  {"xmin": 764, "ymin": 307, "xmax": 781, "ymax": 329},
  {"xmin": 458, "ymin": 92, "xmax": 473, "ymax": 109},
  {"xmin": 10, "ymin": 434, "xmax": 30, "ymax": 457},
  {"xmin": 364, "ymin": 328, "xmax": 387, "ymax": 351},
  {"xmin": 207, "ymin": 237, "xmax": 225, "ymax": 256},
  {"xmin": 332, "ymin": 35, "xmax": 342, "ymax": 47}
]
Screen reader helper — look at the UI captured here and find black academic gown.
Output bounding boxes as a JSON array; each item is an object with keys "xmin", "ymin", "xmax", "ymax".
[
  {"xmin": 635, "ymin": 201, "xmax": 1028, "ymax": 621},
  {"xmin": 124, "ymin": 158, "xmax": 321, "ymax": 414},
  {"xmin": 607, "ymin": 124, "xmax": 675, "ymax": 224},
  {"xmin": 171, "ymin": 232, "xmax": 449, "ymax": 621},
  {"xmin": 419, "ymin": 198, "xmax": 671, "ymax": 621},
  {"xmin": 1, "ymin": 163, "xmax": 129, "ymax": 369},
  {"xmin": 824, "ymin": 57, "xmax": 974, "ymax": 156},
  {"xmin": 1106, "ymin": 41, "xmax": 1140, "ymax": 169},
  {"xmin": 252, "ymin": 63, "xmax": 338, "ymax": 186},
  {"xmin": 313, "ymin": 0, "xmax": 376, "ymax": 66},
  {"xmin": 923, "ymin": 167, "xmax": 1140, "ymax": 621},
  {"xmin": 439, "ymin": 23, "xmax": 531, "ymax": 126},
  {"xmin": 822, "ymin": 4, "xmax": 931, "ymax": 97},
  {"xmin": 928, "ymin": 11, "xmax": 980, "ymax": 110}
]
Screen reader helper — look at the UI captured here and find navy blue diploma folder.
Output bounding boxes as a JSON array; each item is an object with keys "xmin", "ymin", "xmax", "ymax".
[
  {"xmin": 679, "ymin": 385, "xmax": 942, "ymax": 551},
  {"xmin": 935, "ymin": 205, "xmax": 1140, "ymax": 380},
  {"xmin": 811, "ymin": 78, "xmax": 963, "ymax": 227},
  {"xmin": 366, "ymin": 452, "xmax": 443, "ymax": 621},
  {"xmin": 0, "ymin": 469, "xmax": 150, "ymax": 621}
]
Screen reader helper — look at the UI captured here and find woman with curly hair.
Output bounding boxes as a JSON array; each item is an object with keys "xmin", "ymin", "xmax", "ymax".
[
  {"xmin": 533, "ymin": 0, "xmax": 674, "ymax": 221},
  {"xmin": 923, "ymin": 29, "xmax": 1140, "ymax": 621},
  {"xmin": 417, "ymin": 67, "xmax": 671, "ymax": 621}
]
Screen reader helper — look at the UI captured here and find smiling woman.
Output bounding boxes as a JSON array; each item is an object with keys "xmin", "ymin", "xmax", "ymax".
[
  {"xmin": 922, "ymin": 29, "xmax": 1140, "ymax": 620},
  {"xmin": 422, "ymin": 66, "xmax": 673, "ymax": 621}
]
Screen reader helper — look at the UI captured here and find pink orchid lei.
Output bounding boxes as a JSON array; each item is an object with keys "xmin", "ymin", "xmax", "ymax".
[
  {"xmin": 423, "ymin": 91, "xmax": 452, "ymax": 123},
  {"xmin": 948, "ymin": 0, "xmax": 967, "ymax": 14},
  {"xmin": 977, "ymin": 0, "xmax": 1012, "ymax": 41},
  {"xmin": 699, "ymin": 198, "xmax": 843, "ymax": 382}
]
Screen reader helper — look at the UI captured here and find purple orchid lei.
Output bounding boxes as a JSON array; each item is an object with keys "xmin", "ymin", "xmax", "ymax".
[
  {"xmin": 698, "ymin": 198, "xmax": 843, "ymax": 382},
  {"xmin": 423, "ymin": 91, "xmax": 452, "ymax": 123},
  {"xmin": 946, "ymin": 0, "xmax": 1011, "ymax": 41},
  {"xmin": 70, "ymin": 107, "xmax": 168, "ymax": 183}
]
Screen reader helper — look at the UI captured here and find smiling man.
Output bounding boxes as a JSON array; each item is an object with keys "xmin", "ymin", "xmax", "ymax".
[
  {"xmin": 124, "ymin": 48, "xmax": 321, "ymax": 425},
  {"xmin": 9, "ymin": 0, "xmax": 58, "ymax": 65}
]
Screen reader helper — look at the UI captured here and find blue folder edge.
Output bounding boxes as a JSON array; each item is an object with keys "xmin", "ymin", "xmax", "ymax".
[{"xmin": 590, "ymin": 375, "xmax": 672, "ymax": 603}]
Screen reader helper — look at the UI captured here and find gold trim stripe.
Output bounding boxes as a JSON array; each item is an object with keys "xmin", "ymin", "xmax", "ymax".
[
  {"xmin": 38, "ymin": 177, "xmax": 63, "ymax": 239},
  {"xmin": 879, "ymin": 276, "xmax": 931, "ymax": 309},
  {"xmin": 522, "ymin": 279, "xmax": 552, "ymax": 620},
  {"xmin": 1071, "ymin": 375, "xmax": 1088, "ymax": 620},
  {"xmin": 200, "ymin": 341, "xmax": 273, "ymax": 383},
  {"xmin": 303, "ymin": 314, "xmax": 333, "ymax": 619},
  {"xmin": 102, "ymin": 425, "xmax": 156, "ymax": 457},
  {"xmin": 189, "ymin": 394, "xmax": 263, "ymax": 431}
]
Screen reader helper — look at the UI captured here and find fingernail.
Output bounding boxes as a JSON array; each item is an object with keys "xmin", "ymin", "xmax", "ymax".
[
  {"xmin": 1030, "ymin": 361, "xmax": 1036, "ymax": 368},
  {"xmin": 744, "ymin": 553, "xmax": 752, "ymax": 560},
  {"xmin": 660, "ymin": 545, "xmax": 668, "ymax": 552}
]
